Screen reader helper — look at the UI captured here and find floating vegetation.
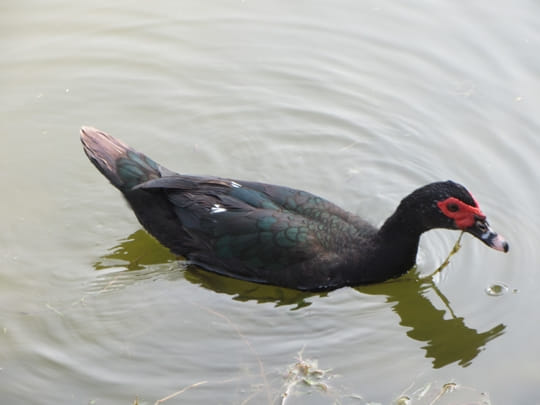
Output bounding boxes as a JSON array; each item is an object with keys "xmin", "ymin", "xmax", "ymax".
[
  {"xmin": 396, "ymin": 380, "xmax": 491, "ymax": 405},
  {"xmin": 281, "ymin": 348, "xmax": 333, "ymax": 404},
  {"xmin": 126, "ymin": 354, "xmax": 494, "ymax": 405},
  {"xmin": 153, "ymin": 381, "xmax": 208, "ymax": 405},
  {"xmin": 424, "ymin": 232, "xmax": 463, "ymax": 280},
  {"xmin": 395, "ymin": 396, "xmax": 411, "ymax": 405}
]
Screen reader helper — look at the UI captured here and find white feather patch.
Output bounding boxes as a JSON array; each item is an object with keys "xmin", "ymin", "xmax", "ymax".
[{"xmin": 210, "ymin": 204, "xmax": 227, "ymax": 214}]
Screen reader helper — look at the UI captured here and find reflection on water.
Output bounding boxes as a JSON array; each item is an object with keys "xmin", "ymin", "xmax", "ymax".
[
  {"xmin": 93, "ymin": 229, "xmax": 176, "ymax": 271},
  {"xmin": 94, "ymin": 230, "xmax": 321, "ymax": 308},
  {"xmin": 95, "ymin": 229, "xmax": 505, "ymax": 368},
  {"xmin": 184, "ymin": 268, "xmax": 322, "ymax": 310},
  {"xmin": 358, "ymin": 274, "xmax": 506, "ymax": 368}
]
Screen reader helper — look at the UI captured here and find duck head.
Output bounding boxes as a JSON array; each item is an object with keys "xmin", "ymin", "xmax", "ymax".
[
  {"xmin": 410, "ymin": 180, "xmax": 509, "ymax": 252},
  {"xmin": 435, "ymin": 181, "xmax": 508, "ymax": 252}
]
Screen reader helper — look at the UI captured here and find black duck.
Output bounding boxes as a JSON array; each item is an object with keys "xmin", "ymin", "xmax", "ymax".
[{"xmin": 81, "ymin": 127, "xmax": 508, "ymax": 291}]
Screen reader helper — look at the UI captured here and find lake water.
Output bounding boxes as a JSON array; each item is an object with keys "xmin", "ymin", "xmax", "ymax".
[{"xmin": 1, "ymin": 1, "xmax": 539, "ymax": 404}]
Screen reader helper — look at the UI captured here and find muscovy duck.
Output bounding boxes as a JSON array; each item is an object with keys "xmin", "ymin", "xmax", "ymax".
[{"xmin": 81, "ymin": 127, "xmax": 508, "ymax": 291}]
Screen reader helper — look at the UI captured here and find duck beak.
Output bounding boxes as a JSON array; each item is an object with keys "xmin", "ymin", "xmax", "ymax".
[{"xmin": 466, "ymin": 219, "xmax": 509, "ymax": 253}]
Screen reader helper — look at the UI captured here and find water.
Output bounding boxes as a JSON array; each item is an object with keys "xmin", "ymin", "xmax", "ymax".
[{"xmin": 1, "ymin": 0, "xmax": 539, "ymax": 403}]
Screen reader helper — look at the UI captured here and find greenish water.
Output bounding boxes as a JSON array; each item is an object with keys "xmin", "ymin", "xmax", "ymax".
[{"xmin": 1, "ymin": 1, "xmax": 539, "ymax": 404}]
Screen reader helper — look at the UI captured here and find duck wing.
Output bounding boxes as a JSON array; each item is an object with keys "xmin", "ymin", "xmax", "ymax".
[{"xmin": 136, "ymin": 175, "xmax": 372, "ymax": 289}]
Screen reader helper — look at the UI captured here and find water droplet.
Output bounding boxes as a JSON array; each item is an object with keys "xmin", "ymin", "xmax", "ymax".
[{"xmin": 485, "ymin": 282, "xmax": 509, "ymax": 296}]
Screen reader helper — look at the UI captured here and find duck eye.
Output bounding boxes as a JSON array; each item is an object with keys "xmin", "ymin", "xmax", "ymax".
[
  {"xmin": 476, "ymin": 220, "xmax": 488, "ymax": 233},
  {"xmin": 447, "ymin": 203, "xmax": 459, "ymax": 212}
]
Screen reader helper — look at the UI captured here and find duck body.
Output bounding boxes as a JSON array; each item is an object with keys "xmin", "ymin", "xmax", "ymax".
[{"xmin": 81, "ymin": 127, "xmax": 508, "ymax": 291}]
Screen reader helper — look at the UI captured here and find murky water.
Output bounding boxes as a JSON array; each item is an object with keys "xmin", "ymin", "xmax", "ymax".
[{"xmin": 1, "ymin": 1, "xmax": 539, "ymax": 404}]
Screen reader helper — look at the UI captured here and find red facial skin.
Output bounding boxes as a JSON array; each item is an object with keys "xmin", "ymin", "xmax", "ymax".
[{"xmin": 437, "ymin": 197, "xmax": 486, "ymax": 229}]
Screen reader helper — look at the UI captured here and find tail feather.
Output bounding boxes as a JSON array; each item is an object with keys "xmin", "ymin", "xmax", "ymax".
[{"xmin": 80, "ymin": 127, "xmax": 162, "ymax": 191}]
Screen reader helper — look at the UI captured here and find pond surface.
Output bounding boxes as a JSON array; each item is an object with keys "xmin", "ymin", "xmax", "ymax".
[{"xmin": 1, "ymin": 1, "xmax": 539, "ymax": 404}]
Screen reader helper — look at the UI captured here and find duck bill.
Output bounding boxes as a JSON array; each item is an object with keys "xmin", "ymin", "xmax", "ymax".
[{"xmin": 466, "ymin": 220, "xmax": 509, "ymax": 253}]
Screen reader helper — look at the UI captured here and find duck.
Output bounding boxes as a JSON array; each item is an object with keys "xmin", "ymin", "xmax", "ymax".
[{"xmin": 80, "ymin": 127, "xmax": 508, "ymax": 291}]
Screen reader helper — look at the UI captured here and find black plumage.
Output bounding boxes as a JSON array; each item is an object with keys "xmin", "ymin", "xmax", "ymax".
[{"xmin": 81, "ymin": 127, "xmax": 508, "ymax": 291}]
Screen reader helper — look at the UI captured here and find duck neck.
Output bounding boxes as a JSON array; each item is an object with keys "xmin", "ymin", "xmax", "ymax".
[
  {"xmin": 380, "ymin": 202, "xmax": 426, "ymax": 238},
  {"xmin": 370, "ymin": 206, "xmax": 425, "ymax": 281}
]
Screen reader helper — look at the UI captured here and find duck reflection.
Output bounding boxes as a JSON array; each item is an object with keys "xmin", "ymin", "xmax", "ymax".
[
  {"xmin": 93, "ymin": 230, "xmax": 320, "ymax": 309},
  {"xmin": 357, "ymin": 272, "xmax": 505, "ymax": 368},
  {"xmin": 93, "ymin": 230, "xmax": 177, "ymax": 271},
  {"xmin": 94, "ymin": 229, "xmax": 505, "ymax": 368}
]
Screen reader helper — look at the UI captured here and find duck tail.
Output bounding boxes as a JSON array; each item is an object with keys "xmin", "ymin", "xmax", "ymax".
[{"xmin": 80, "ymin": 126, "xmax": 162, "ymax": 192}]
